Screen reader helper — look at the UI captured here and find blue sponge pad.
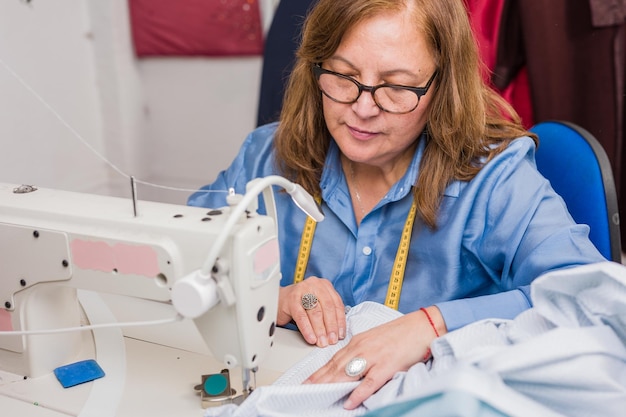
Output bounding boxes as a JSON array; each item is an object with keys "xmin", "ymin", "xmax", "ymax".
[{"xmin": 53, "ymin": 359, "xmax": 105, "ymax": 388}]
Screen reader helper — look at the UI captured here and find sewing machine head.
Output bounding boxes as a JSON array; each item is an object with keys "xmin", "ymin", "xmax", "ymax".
[{"xmin": 0, "ymin": 177, "xmax": 322, "ymax": 399}]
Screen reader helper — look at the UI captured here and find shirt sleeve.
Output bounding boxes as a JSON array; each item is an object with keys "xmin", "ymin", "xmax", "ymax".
[
  {"xmin": 436, "ymin": 137, "xmax": 607, "ymax": 331},
  {"xmin": 437, "ymin": 289, "xmax": 531, "ymax": 331}
]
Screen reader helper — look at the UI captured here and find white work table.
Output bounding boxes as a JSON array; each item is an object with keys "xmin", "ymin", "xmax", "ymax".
[{"xmin": 0, "ymin": 293, "xmax": 314, "ymax": 417}]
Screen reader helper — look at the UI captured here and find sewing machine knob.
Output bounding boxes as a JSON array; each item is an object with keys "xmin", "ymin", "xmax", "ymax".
[{"xmin": 171, "ymin": 270, "xmax": 220, "ymax": 318}]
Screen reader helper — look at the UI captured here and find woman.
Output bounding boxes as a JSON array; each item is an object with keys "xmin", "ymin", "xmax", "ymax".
[{"xmin": 189, "ymin": 0, "xmax": 606, "ymax": 409}]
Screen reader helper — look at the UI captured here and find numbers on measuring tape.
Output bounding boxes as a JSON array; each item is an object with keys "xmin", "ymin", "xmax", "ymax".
[{"xmin": 293, "ymin": 216, "xmax": 317, "ymax": 283}]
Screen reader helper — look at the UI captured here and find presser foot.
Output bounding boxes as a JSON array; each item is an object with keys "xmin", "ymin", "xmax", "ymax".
[{"xmin": 194, "ymin": 369, "xmax": 250, "ymax": 408}]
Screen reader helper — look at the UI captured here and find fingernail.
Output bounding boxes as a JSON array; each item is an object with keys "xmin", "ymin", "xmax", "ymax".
[
  {"xmin": 339, "ymin": 328, "xmax": 346, "ymax": 339},
  {"xmin": 305, "ymin": 332, "xmax": 317, "ymax": 345},
  {"xmin": 343, "ymin": 399, "xmax": 355, "ymax": 410},
  {"xmin": 318, "ymin": 335, "xmax": 328, "ymax": 347},
  {"xmin": 329, "ymin": 332, "xmax": 338, "ymax": 344}
]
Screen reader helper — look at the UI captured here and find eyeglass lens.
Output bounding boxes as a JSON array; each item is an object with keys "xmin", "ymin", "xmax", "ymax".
[{"xmin": 317, "ymin": 72, "xmax": 420, "ymax": 113}]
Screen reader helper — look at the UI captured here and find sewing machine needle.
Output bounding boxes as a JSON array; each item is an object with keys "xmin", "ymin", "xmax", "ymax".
[{"xmin": 131, "ymin": 176, "xmax": 138, "ymax": 217}]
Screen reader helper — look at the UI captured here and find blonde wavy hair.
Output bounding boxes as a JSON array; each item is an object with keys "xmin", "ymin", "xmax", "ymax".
[{"xmin": 274, "ymin": 0, "xmax": 536, "ymax": 228}]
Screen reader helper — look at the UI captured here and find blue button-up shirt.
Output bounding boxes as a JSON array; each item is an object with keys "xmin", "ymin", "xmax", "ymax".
[{"xmin": 188, "ymin": 122, "xmax": 605, "ymax": 330}]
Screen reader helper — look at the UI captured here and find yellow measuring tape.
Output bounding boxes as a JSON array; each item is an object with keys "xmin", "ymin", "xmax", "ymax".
[
  {"xmin": 293, "ymin": 198, "xmax": 417, "ymax": 310},
  {"xmin": 384, "ymin": 198, "xmax": 417, "ymax": 309},
  {"xmin": 293, "ymin": 215, "xmax": 318, "ymax": 284},
  {"xmin": 293, "ymin": 196, "xmax": 322, "ymax": 284}
]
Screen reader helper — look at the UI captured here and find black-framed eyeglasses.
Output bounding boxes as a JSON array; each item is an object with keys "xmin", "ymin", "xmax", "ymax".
[{"xmin": 312, "ymin": 64, "xmax": 437, "ymax": 114}]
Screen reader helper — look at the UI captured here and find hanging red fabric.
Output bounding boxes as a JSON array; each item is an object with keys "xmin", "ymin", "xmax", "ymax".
[
  {"xmin": 464, "ymin": 0, "xmax": 534, "ymax": 128},
  {"xmin": 128, "ymin": 0, "xmax": 264, "ymax": 57}
]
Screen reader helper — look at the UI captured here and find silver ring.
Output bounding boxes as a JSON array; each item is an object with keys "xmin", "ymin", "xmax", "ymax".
[
  {"xmin": 301, "ymin": 293, "xmax": 318, "ymax": 310},
  {"xmin": 345, "ymin": 357, "xmax": 367, "ymax": 378}
]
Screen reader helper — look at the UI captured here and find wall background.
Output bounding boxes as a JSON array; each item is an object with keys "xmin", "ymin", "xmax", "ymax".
[
  {"xmin": 0, "ymin": 0, "xmax": 279, "ymax": 354},
  {"xmin": 0, "ymin": 0, "xmax": 276, "ymax": 205}
]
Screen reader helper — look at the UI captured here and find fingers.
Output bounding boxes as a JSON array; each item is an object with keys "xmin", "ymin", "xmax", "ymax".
[
  {"xmin": 344, "ymin": 371, "xmax": 383, "ymax": 410},
  {"xmin": 277, "ymin": 277, "xmax": 347, "ymax": 347},
  {"xmin": 291, "ymin": 291, "xmax": 323, "ymax": 344},
  {"xmin": 305, "ymin": 348, "xmax": 350, "ymax": 382},
  {"xmin": 303, "ymin": 341, "xmax": 391, "ymax": 410},
  {"xmin": 313, "ymin": 284, "xmax": 345, "ymax": 346},
  {"xmin": 305, "ymin": 311, "xmax": 433, "ymax": 409}
]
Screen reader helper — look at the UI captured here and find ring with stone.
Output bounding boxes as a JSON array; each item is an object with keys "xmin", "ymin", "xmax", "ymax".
[
  {"xmin": 345, "ymin": 357, "xmax": 367, "ymax": 378},
  {"xmin": 301, "ymin": 293, "xmax": 319, "ymax": 310}
]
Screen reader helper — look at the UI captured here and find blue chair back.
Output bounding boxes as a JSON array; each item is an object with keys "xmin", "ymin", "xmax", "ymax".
[{"xmin": 530, "ymin": 120, "xmax": 621, "ymax": 262}]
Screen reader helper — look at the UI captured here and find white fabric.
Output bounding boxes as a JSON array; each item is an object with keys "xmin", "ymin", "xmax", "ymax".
[
  {"xmin": 205, "ymin": 302, "xmax": 400, "ymax": 417},
  {"xmin": 205, "ymin": 261, "xmax": 626, "ymax": 417}
]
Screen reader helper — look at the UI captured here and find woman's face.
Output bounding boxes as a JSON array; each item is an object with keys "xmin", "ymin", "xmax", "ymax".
[{"xmin": 321, "ymin": 10, "xmax": 437, "ymax": 172}]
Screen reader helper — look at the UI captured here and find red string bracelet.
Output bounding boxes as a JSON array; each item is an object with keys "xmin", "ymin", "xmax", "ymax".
[
  {"xmin": 420, "ymin": 307, "xmax": 440, "ymax": 361},
  {"xmin": 420, "ymin": 307, "xmax": 440, "ymax": 337}
]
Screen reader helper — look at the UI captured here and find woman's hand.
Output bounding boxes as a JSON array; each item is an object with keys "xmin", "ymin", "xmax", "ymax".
[
  {"xmin": 277, "ymin": 276, "xmax": 347, "ymax": 347},
  {"xmin": 304, "ymin": 306, "xmax": 446, "ymax": 409}
]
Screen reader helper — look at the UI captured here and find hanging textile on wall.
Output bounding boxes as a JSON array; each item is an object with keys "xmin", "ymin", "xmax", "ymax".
[
  {"xmin": 493, "ymin": 0, "xmax": 625, "ymax": 246},
  {"xmin": 128, "ymin": 0, "xmax": 264, "ymax": 57},
  {"xmin": 464, "ymin": 0, "xmax": 534, "ymax": 128},
  {"xmin": 257, "ymin": 0, "xmax": 318, "ymax": 126}
]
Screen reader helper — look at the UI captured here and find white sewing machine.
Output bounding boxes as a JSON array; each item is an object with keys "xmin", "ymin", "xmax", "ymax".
[{"xmin": 0, "ymin": 176, "xmax": 322, "ymax": 415}]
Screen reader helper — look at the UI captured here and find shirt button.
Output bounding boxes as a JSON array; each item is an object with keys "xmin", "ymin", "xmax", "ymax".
[{"xmin": 362, "ymin": 246, "xmax": 372, "ymax": 256}]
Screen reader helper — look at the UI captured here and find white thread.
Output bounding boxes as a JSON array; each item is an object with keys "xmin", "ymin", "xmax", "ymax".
[
  {"xmin": 0, "ymin": 314, "xmax": 184, "ymax": 336},
  {"xmin": 0, "ymin": 56, "xmax": 224, "ymax": 195}
]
